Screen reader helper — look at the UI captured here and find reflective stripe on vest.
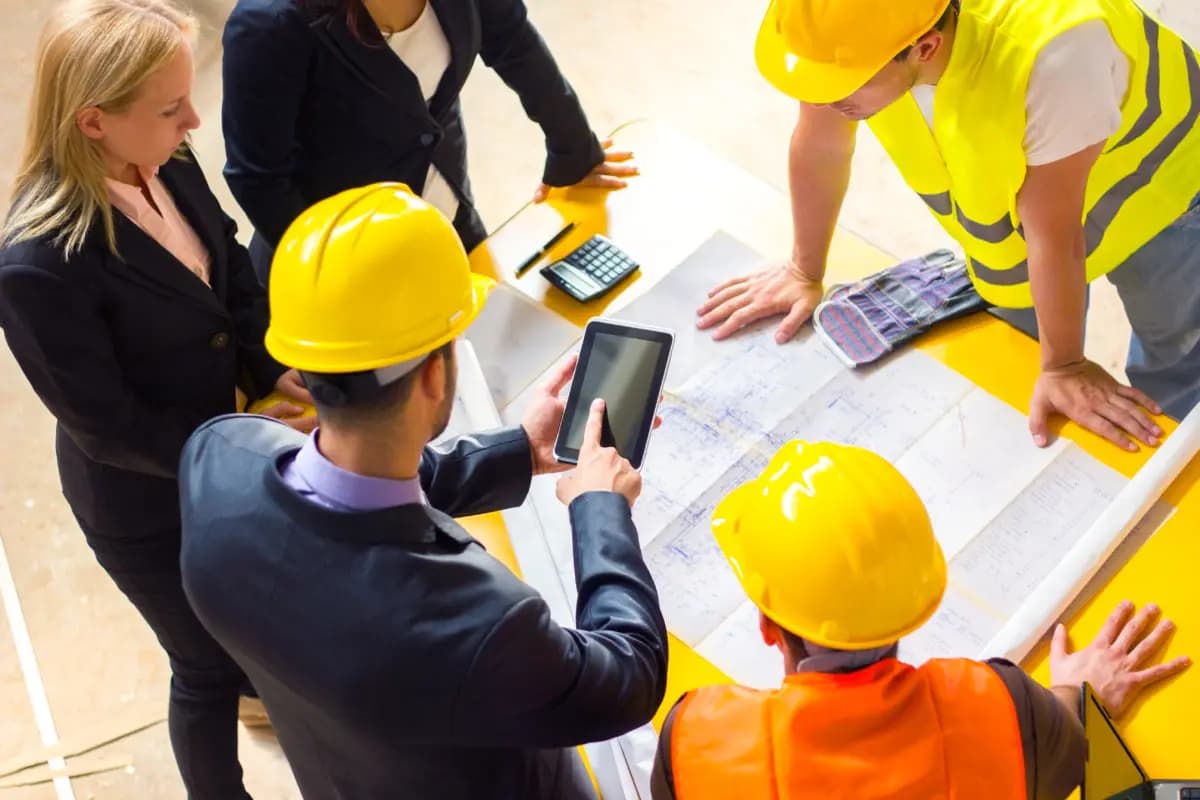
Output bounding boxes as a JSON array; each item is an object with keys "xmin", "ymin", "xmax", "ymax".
[
  {"xmin": 867, "ymin": 0, "xmax": 1200, "ymax": 308},
  {"xmin": 668, "ymin": 658, "xmax": 1026, "ymax": 799}
]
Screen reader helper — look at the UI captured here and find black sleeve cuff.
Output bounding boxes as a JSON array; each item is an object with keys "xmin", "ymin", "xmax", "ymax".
[{"xmin": 541, "ymin": 131, "xmax": 606, "ymax": 187}]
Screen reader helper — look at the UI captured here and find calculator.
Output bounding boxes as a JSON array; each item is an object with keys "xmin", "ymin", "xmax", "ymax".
[{"xmin": 540, "ymin": 235, "xmax": 640, "ymax": 302}]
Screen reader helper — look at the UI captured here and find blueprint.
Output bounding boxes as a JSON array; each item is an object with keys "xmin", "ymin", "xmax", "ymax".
[{"xmin": 509, "ymin": 232, "xmax": 1164, "ymax": 690}]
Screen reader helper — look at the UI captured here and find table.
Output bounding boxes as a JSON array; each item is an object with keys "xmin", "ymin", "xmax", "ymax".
[{"xmin": 464, "ymin": 121, "xmax": 1200, "ymax": 779}]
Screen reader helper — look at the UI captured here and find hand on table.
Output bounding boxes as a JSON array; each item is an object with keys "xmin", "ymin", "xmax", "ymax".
[
  {"xmin": 257, "ymin": 369, "xmax": 317, "ymax": 433},
  {"xmin": 696, "ymin": 257, "xmax": 824, "ymax": 343},
  {"xmin": 1050, "ymin": 600, "xmax": 1190, "ymax": 718},
  {"xmin": 556, "ymin": 399, "xmax": 642, "ymax": 508},
  {"xmin": 533, "ymin": 139, "xmax": 638, "ymax": 202},
  {"xmin": 1029, "ymin": 359, "xmax": 1162, "ymax": 451}
]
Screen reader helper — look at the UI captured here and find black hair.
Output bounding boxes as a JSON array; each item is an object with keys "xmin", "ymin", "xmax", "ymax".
[
  {"xmin": 893, "ymin": 0, "xmax": 960, "ymax": 62},
  {"xmin": 304, "ymin": 343, "xmax": 454, "ymax": 428}
]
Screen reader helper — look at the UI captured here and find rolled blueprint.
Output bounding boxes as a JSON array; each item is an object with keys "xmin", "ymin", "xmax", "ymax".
[{"xmin": 983, "ymin": 403, "xmax": 1200, "ymax": 663}]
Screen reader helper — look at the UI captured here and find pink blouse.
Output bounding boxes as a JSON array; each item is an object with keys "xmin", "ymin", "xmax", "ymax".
[{"xmin": 106, "ymin": 166, "xmax": 211, "ymax": 286}]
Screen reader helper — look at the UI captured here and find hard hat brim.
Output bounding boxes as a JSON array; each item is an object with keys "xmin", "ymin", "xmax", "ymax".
[
  {"xmin": 754, "ymin": 0, "xmax": 891, "ymax": 105},
  {"xmin": 266, "ymin": 271, "xmax": 496, "ymax": 374}
]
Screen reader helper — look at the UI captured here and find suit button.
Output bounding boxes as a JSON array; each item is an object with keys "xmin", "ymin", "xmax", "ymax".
[
  {"xmin": 419, "ymin": 133, "xmax": 435, "ymax": 146},
  {"xmin": 209, "ymin": 332, "xmax": 231, "ymax": 350}
]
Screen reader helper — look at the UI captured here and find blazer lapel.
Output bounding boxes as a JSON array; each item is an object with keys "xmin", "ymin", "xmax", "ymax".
[
  {"xmin": 157, "ymin": 159, "xmax": 229, "ymax": 301},
  {"xmin": 314, "ymin": 13, "xmax": 429, "ymax": 122},
  {"xmin": 103, "ymin": 159, "xmax": 223, "ymax": 314},
  {"xmin": 427, "ymin": 0, "xmax": 476, "ymax": 118},
  {"xmin": 108, "ymin": 215, "xmax": 221, "ymax": 314}
]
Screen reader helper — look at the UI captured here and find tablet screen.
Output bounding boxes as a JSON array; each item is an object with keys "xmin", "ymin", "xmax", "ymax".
[{"xmin": 557, "ymin": 321, "xmax": 672, "ymax": 468}]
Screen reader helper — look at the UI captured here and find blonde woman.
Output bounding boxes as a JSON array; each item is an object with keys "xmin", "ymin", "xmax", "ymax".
[{"xmin": 0, "ymin": 1, "xmax": 311, "ymax": 795}]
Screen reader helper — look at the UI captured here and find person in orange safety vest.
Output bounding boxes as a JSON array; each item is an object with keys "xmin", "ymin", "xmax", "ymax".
[{"xmin": 651, "ymin": 441, "xmax": 1190, "ymax": 800}]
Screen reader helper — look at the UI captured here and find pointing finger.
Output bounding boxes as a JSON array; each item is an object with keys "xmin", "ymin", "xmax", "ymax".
[{"xmin": 581, "ymin": 398, "xmax": 606, "ymax": 452}]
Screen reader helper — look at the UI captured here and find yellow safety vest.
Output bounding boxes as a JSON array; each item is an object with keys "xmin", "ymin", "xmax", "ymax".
[{"xmin": 867, "ymin": 0, "xmax": 1200, "ymax": 308}]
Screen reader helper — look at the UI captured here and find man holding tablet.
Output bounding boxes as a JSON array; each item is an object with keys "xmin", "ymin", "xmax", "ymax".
[{"xmin": 176, "ymin": 184, "xmax": 668, "ymax": 800}]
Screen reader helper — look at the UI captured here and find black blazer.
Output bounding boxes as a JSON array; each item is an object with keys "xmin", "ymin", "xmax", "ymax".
[
  {"xmin": 179, "ymin": 417, "xmax": 669, "ymax": 799},
  {"xmin": 222, "ymin": 0, "xmax": 605, "ymax": 265},
  {"xmin": 0, "ymin": 153, "xmax": 286, "ymax": 535}
]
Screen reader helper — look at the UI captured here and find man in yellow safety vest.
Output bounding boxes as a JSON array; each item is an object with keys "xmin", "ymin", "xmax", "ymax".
[{"xmin": 700, "ymin": 0, "xmax": 1200, "ymax": 452}]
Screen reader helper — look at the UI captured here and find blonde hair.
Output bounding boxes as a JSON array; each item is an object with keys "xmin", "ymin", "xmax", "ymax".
[{"xmin": 2, "ymin": 0, "xmax": 196, "ymax": 257}]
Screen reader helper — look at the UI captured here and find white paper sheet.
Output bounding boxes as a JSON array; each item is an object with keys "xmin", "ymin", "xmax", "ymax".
[
  {"xmin": 982, "ymin": 403, "xmax": 1200, "ymax": 663},
  {"xmin": 463, "ymin": 283, "xmax": 581, "ymax": 411},
  {"xmin": 512, "ymin": 232, "xmax": 1170, "ymax": 695}
]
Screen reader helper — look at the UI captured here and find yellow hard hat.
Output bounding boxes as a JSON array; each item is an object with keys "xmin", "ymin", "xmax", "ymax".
[
  {"xmin": 712, "ymin": 441, "xmax": 946, "ymax": 650},
  {"xmin": 265, "ymin": 183, "xmax": 494, "ymax": 373},
  {"xmin": 755, "ymin": 0, "xmax": 952, "ymax": 104}
]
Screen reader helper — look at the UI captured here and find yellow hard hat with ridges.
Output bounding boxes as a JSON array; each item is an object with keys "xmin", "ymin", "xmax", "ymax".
[
  {"xmin": 755, "ymin": 0, "xmax": 952, "ymax": 105},
  {"xmin": 712, "ymin": 441, "xmax": 947, "ymax": 650},
  {"xmin": 265, "ymin": 182, "xmax": 494, "ymax": 374}
]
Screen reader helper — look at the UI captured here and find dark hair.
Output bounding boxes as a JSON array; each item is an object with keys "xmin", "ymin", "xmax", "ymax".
[
  {"xmin": 298, "ymin": 0, "xmax": 385, "ymax": 45},
  {"xmin": 307, "ymin": 343, "xmax": 454, "ymax": 428},
  {"xmin": 893, "ymin": 0, "xmax": 959, "ymax": 62},
  {"xmin": 779, "ymin": 628, "xmax": 811, "ymax": 661}
]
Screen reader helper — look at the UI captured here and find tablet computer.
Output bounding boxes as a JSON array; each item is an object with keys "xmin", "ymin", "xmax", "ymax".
[{"xmin": 554, "ymin": 319, "xmax": 674, "ymax": 470}]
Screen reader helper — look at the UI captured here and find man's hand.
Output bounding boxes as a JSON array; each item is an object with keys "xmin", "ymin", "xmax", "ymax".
[
  {"xmin": 696, "ymin": 258, "xmax": 824, "ymax": 344},
  {"xmin": 533, "ymin": 139, "xmax": 638, "ymax": 202},
  {"xmin": 521, "ymin": 354, "xmax": 578, "ymax": 475},
  {"xmin": 1030, "ymin": 359, "xmax": 1163, "ymax": 451},
  {"xmin": 556, "ymin": 399, "xmax": 641, "ymax": 508},
  {"xmin": 1050, "ymin": 601, "xmax": 1190, "ymax": 718}
]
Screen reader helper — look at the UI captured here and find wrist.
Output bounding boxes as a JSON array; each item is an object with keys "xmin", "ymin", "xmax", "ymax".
[
  {"xmin": 787, "ymin": 249, "xmax": 824, "ymax": 284},
  {"xmin": 1041, "ymin": 355, "xmax": 1088, "ymax": 374}
]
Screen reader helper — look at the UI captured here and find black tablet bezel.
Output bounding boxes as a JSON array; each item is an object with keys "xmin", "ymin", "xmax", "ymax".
[{"xmin": 553, "ymin": 319, "xmax": 673, "ymax": 469}]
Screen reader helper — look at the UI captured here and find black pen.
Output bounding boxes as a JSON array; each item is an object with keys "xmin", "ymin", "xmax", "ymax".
[{"xmin": 514, "ymin": 221, "xmax": 576, "ymax": 276}]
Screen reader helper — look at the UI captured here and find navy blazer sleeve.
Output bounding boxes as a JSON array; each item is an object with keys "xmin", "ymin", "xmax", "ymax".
[
  {"xmin": 222, "ymin": 0, "xmax": 311, "ymax": 246},
  {"xmin": 0, "ymin": 251, "xmax": 200, "ymax": 478},
  {"xmin": 420, "ymin": 426, "xmax": 533, "ymax": 516},
  {"xmin": 453, "ymin": 491, "xmax": 669, "ymax": 746},
  {"xmin": 477, "ymin": 0, "xmax": 605, "ymax": 187},
  {"xmin": 221, "ymin": 209, "xmax": 287, "ymax": 399}
]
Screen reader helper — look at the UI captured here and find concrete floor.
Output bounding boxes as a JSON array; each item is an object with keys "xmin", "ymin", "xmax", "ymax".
[{"xmin": 0, "ymin": 0, "xmax": 1197, "ymax": 796}]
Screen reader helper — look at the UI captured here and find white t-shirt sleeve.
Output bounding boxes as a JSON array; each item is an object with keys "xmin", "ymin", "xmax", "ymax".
[{"xmin": 1023, "ymin": 19, "xmax": 1130, "ymax": 166}]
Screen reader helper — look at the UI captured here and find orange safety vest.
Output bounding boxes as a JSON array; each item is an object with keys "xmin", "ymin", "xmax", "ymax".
[{"xmin": 668, "ymin": 658, "xmax": 1026, "ymax": 799}]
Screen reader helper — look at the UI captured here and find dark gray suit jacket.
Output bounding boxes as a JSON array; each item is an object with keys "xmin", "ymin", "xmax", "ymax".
[{"xmin": 179, "ymin": 416, "xmax": 668, "ymax": 798}]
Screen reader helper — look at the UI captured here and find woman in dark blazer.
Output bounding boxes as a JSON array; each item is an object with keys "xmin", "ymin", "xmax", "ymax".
[
  {"xmin": 0, "ymin": 1, "xmax": 310, "ymax": 796},
  {"xmin": 223, "ymin": 0, "xmax": 633, "ymax": 279}
]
